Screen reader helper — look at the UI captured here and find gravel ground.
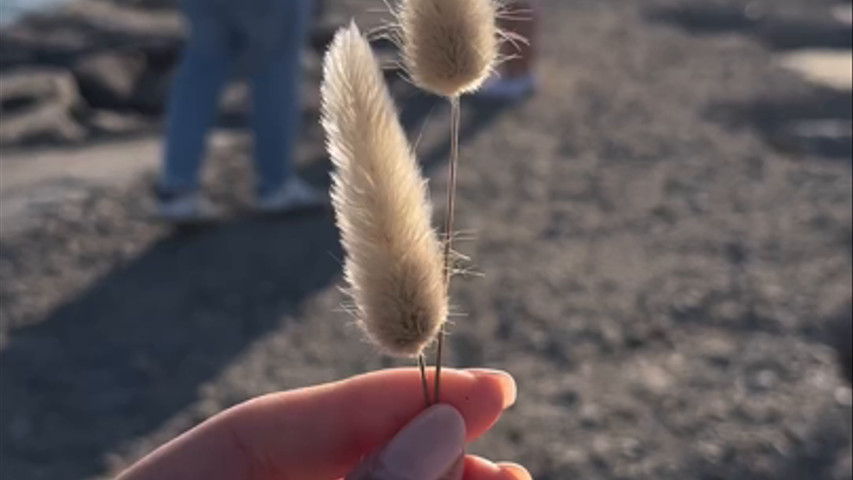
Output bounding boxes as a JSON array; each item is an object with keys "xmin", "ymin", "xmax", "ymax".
[{"xmin": 1, "ymin": 0, "xmax": 851, "ymax": 479}]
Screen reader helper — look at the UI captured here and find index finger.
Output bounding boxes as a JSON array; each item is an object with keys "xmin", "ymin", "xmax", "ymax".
[{"xmin": 119, "ymin": 368, "xmax": 517, "ymax": 480}]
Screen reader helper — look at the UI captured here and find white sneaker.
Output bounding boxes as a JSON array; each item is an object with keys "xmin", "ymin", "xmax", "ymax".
[
  {"xmin": 476, "ymin": 74, "xmax": 537, "ymax": 101},
  {"xmin": 255, "ymin": 177, "xmax": 328, "ymax": 214},
  {"xmin": 156, "ymin": 191, "xmax": 220, "ymax": 224}
]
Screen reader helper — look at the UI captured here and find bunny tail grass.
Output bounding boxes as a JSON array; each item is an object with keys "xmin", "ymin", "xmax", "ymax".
[
  {"xmin": 398, "ymin": 0, "xmax": 499, "ymax": 97},
  {"xmin": 321, "ymin": 23, "xmax": 448, "ymax": 357}
]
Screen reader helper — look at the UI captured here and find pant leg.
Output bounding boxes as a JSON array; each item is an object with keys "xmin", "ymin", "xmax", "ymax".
[
  {"xmin": 247, "ymin": 0, "xmax": 312, "ymax": 194},
  {"xmin": 159, "ymin": 0, "xmax": 233, "ymax": 193}
]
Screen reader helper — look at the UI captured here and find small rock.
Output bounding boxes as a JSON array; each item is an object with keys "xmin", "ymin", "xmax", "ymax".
[
  {"xmin": 561, "ymin": 448, "xmax": 587, "ymax": 465},
  {"xmin": 88, "ymin": 110, "xmax": 154, "ymax": 136},
  {"xmin": 712, "ymin": 299, "xmax": 748, "ymax": 323},
  {"xmin": 196, "ymin": 398, "xmax": 222, "ymax": 418},
  {"xmin": 592, "ymin": 435, "xmax": 613, "ymax": 456},
  {"xmin": 0, "ymin": 68, "xmax": 87, "ymax": 146},
  {"xmin": 74, "ymin": 51, "xmax": 148, "ymax": 109},
  {"xmin": 580, "ymin": 404, "xmax": 603, "ymax": 429},
  {"xmin": 756, "ymin": 369, "xmax": 779, "ymax": 390},
  {"xmin": 746, "ymin": 366, "xmax": 781, "ymax": 393},
  {"xmin": 559, "ymin": 389, "xmax": 581, "ymax": 408},
  {"xmin": 702, "ymin": 336, "xmax": 737, "ymax": 368},
  {"xmin": 835, "ymin": 387, "xmax": 852, "ymax": 407},
  {"xmin": 633, "ymin": 361, "xmax": 672, "ymax": 396},
  {"xmin": 621, "ymin": 438, "xmax": 644, "ymax": 460},
  {"xmin": 697, "ymin": 441, "xmax": 725, "ymax": 461}
]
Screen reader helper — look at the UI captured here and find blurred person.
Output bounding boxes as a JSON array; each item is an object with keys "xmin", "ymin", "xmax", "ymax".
[
  {"xmin": 117, "ymin": 368, "xmax": 530, "ymax": 480},
  {"xmin": 157, "ymin": 0, "xmax": 325, "ymax": 223},
  {"xmin": 479, "ymin": 0, "xmax": 539, "ymax": 101}
]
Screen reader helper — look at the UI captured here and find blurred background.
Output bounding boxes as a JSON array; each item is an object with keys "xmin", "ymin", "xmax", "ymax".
[{"xmin": 0, "ymin": 0, "xmax": 851, "ymax": 479}]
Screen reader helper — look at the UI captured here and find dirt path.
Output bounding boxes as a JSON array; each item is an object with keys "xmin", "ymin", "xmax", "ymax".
[{"xmin": 1, "ymin": 1, "xmax": 851, "ymax": 479}]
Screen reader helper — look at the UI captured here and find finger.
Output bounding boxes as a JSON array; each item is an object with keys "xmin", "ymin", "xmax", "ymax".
[
  {"xmin": 345, "ymin": 405, "xmax": 466, "ymax": 480},
  {"xmin": 118, "ymin": 368, "xmax": 516, "ymax": 480},
  {"xmin": 347, "ymin": 436, "xmax": 534, "ymax": 480},
  {"xmin": 464, "ymin": 456, "xmax": 533, "ymax": 480},
  {"xmin": 233, "ymin": 368, "xmax": 515, "ymax": 479}
]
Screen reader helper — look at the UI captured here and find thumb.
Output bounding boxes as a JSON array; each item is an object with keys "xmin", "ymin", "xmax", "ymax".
[{"xmin": 346, "ymin": 405, "xmax": 467, "ymax": 480}]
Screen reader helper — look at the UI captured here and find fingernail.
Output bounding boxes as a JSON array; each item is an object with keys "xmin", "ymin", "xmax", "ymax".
[
  {"xmin": 499, "ymin": 463, "xmax": 533, "ymax": 480},
  {"xmin": 466, "ymin": 369, "xmax": 517, "ymax": 409},
  {"xmin": 377, "ymin": 404, "xmax": 466, "ymax": 479}
]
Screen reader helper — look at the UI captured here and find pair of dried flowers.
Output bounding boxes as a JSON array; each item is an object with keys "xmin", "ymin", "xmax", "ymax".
[{"xmin": 321, "ymin": 0, "xmax": 500, "ymax": 404}]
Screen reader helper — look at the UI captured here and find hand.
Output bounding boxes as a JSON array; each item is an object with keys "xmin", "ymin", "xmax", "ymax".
[{"xmin": 117, "ymin": 368, "xmax": 530, "ymax": 480}]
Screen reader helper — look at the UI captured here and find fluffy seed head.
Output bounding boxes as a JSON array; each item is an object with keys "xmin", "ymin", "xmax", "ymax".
[
  {"xmin": 321, "ymin": 23, "xmax": 448, "ymax": 357},
  {"xmin": 398, "ymin": 0, "xmax": 499, "ymax": 97}
]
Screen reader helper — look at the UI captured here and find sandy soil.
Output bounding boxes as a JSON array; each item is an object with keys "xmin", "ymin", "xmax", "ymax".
[{"xmin": 1, "ymin": 0, "xmax": 851, "ymax": 479}]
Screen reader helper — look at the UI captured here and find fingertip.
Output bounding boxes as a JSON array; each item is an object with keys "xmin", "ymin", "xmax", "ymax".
[
  {"xmin": 445, "ymin": 369, "xmax": 515, "ymax": 442},
  {"xmin": 464, "ymin": 456, "xmax": 531, "ymax": 480},
  {"xmin": 497, "ymin": 462, "xmax": 532, "ymax": 480},
  {"xmin": 466, "ymin": 369, "xmax": 517, "ymax": 409}
]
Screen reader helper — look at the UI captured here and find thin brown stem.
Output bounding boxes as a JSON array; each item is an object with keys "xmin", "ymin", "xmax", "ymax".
[
  {"xmin": 434, "ymin": 324, "xmax": 444, "ymax": 404},
  {"xmin": 435, "ymin": 96, "xmax": 461, "ymax": 404},
  {"xmin": 418, "ymin": 353, "xmax": 432, "ymax": 407}
]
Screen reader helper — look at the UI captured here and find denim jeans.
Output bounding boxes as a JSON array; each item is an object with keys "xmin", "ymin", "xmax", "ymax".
[{"xmin": 160, "ymin": 0, "xmax": 311, "ymax": 194}]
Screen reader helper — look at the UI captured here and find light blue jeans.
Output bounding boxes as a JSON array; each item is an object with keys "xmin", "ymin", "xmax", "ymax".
[{"xmin": 160, "ymin": 0, "xmax": 311, "ymax": 195}]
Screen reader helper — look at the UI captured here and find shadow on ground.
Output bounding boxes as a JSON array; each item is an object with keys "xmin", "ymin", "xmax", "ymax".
[
  {"xmin": 0, "ymin": 214, "xmax": 341, "ymax": 479},
  {"xmin": 646, "ymin": 3, "xmax": 852, "ymax": 51},
  {"xmin": 647, "ymin": 2, "xmax": 852, "ymax": 161},
  {"xmin": 706, "ymin": 87, "xmax": 853, "ymax": 160},
  {"xmin": 0, "ymin": 83, "xmax": 511, "ymax": 479}
]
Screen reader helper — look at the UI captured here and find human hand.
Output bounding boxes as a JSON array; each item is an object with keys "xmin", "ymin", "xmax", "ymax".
[{"xmin": 117, "ymin": 368, "xmax": 530, "ymax": 480}]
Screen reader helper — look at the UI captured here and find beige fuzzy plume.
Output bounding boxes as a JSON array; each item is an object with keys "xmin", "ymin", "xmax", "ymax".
[
  {"xmin": 398, "ymin": 0, "xmax": 499, "ymax": 97},
  {"xmin": 321, "ymin": 23, "xmax": 448, "ymax": 357}
]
